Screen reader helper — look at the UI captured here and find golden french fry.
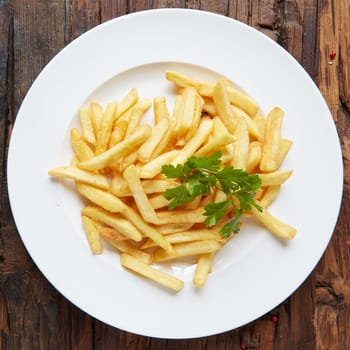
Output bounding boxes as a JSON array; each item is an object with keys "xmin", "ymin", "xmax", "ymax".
[
  {"xmin": 193, "ymin": 252, "xmax": 214, "ymax": 288},
  {"xmin": 111, "ymin": 172, "xmax": 126, "ymax": 195},
  {"xmin": 48, "ymin": 166, "xmax": 109, "ymax": 190},
  {"xmin": 97, "ymin": 225, "xmax": 129, "ymax": 241},
  {"xmin": 90, "ymin": 102, "xmax": 104, "ymax": 136},
  {"xmin": 151, "ymin": 118, "xmax": 176, "ymax": 158},
  {"xmin": 232, "ymin": 118, "xmax": 249, "ymax": 170},
  {"xmin": 172, "ymin": 94, "xmax": 182, "ymax": 119},
  {"xmin": 78, "ymin": 125, "xmax": 151, "ymax": 171},
  {"xmin": 231, "ymin": 105, "xmax": 262, "ymax": 140},
  {"xmin": 173, "ymin": 87, "xmax": 198, "ymax": 137},
  {"xmin": 260, "ymin": 107, "xmax": 284, "ymax": 172},
  {"xmin": 258, "ymin": 170, "xmax": 293, "ymax": 186},
  {"xmin": 148, "ymin": 194, "xmax": 169, "ymax": 210},
  {"xmin": 259, "ymin": 185, "xmax": 281, "ymax": 208},
  {"xmin": 253, "ymin": 114, "xmax": 266, "ymax": 141},
  {"xmin": 195, "ymin": 133, "xmax": 235, "ymax": 158},
  {"xmin": 116, "ymin": 88, "xmax": 139, "ymax": 119},
  {"xmin": 220, "ymin": 143, "xmax": 234, "ymax": 165},
  {"xmin": 211, "ymin": 116, "xmax": 229, "ymax": 137},
  {"xmin": 171, "ymin": 117, "xmax": 213, "ymax": 165},
  {"xmin": 139, "ymin": 150, "xmax": 179, "ymax": 179},
  {"xmin": 202, "ymin": 99, "xmax": 217, "ymax": 117},
  {"xmin": 153, "ymin": 240, "xmax": 221, "ymax": 262},
  {"xmin": 141, "ymin": 230, "xmax": 220, "ymax": 249},
  {"xmin": 120, "ymin": 254, "xmax": 184, "ymax": 292},
  {"xmin": 112, "ymin": 178, "xmax": 180, "ymax": 197},
  {"xmin": 184, "ymin": 196, "xmax": 202, "ymax": 210},
  {"xmin": 153, "ymin": 96, "xmax": 170, "ymax": 124},
  {"xmin": 123, "ymin": 164, "xmax": 159, "ymax": 223},
  {"xmin": 214, "ymin": 190, "xmax": 227, "ymax": 203},
  {"xmin": 118, "ymin": 151, "xmax": 138, "ymax": 173},
  {"xmin": 137, "ymin": 117, "xmax": 170, "ymax": 162},
  {"xmin": 157, "ymin": 223, "xmax": 194, "ymax": 235},
  {"xmin": 81, "ymin": 216, "xmax": 103, "ymax": 254},
  {"xmin": 122, "ymin": 207, "xmax": 175, "ymax": 255},
  {"xmin": 156, "ymin": 208, "xmax": 206, "ymax": 224},
  {"xmin": 165, "ymin": 70, "xmax": 199, "ymax": 89},
  {"xmin": 70, "ymin": 128, "xmax": 94, "ymax": 161},
  {"xmin": 212, "ymin": 80, "xmax": 237, "ymax": 134},
  {"xmin": 70, "ymin": 156, "xmax": 79, "ymax": 167},
  {"xmin": 254, "ymin": 188, "xmax": 265, "ymax": 201},
  {"xmin": 109, "ymin": 120, "xmax": 128, "ymax": 147},
  {"xmin": 198, "ymin": 82, "xmax": 259, "ymax": 117},
  {"xmin": 277, "ymin": 139, "xmax": 293, "ymax": 168},
  {"xmin": 227, "ymin": 87, "xmax": 259, "ymax": 117},
  {"xmin": 81, "ymin": 206, "xmax": 143, "ymax": 241},
  {"xmin": 184, "ymin": 95, "xmax": 203, "ymax": 142},
  {"xmin": 75, "ymin": 182, "xmax": 127, "ymax": 213},
  {"xmin": 95, "ymin": 102, "xmax": 117, "ymax": 155},
  {"xmin": 79, "ymin": 107, "xmax": 96, "ymax": 145},
  {"xmin": 125, "ymin": 99, "xmax": 151, "ymax": 137},
  {"xmin": 251, "ymin": 205, "xmax": 296, "ymax": 240},
  {"xmin": 247, "ymin": 141, "xmax": 262, "ymax": 173},
  {"xmin": 107, "ymin": 240, "xmax": 152, "ymax": 265}
]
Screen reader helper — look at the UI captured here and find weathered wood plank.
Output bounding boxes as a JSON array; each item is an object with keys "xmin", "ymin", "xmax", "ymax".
[
  {"xmin": 153, "ymin": 0, "xmax": 185, "ymax": 7},
  {"xmin": 70, "ymin": 0, "xmax": 100, "ymax": 39},
  {"xmin": 100, "ymin": 0, "xmax": 128, "ymax": 21},
  {"xmin": 317, "ymin": 0, "xmax": 339, "ymax": 116},
  {"xmin": 338, "ymin": 0, "xmax": 350, "ymax": 111},
  {"xmin": 228, "ymin": 0, "xmax": 249, "ymax": 23},
  {"xmin": 302, "ymin": 0, "xmax": 319, "ymax": 78},
  {"xmin": 250, "ymin": 0, "xmax": 278, "ymax": 41},
  {"xmin": 128, "ymin": 0, "xmax": 153, "ymax": 12},
  {"xmin": 0, "ymin": 0, "xmax": 12, "ymax": 230},
  {"xmin": 279, "ymin": 0, "xmax": 303, "ymax": 61},
  {"xmin": 314, "ymin": 1, "xmax": 350, "ymax": 350}
]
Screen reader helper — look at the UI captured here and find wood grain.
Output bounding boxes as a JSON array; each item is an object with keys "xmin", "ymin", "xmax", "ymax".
[{"xmin": 0, "ymin": 0, "xmax": 349, "ymax": 349}]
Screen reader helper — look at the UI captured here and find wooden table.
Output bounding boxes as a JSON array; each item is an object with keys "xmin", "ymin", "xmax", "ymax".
[{"xmin": 1, "ymin": 1, "xmax": 349, "ymax": 349}]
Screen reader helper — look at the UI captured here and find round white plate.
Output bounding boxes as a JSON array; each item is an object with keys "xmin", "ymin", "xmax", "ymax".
[{"xmin": 7, "ymin": 9, "xmax": 343, "ymax": 338}]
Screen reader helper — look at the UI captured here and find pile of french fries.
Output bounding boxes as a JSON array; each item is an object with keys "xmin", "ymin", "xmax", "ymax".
[{"xmin": 48, "ymin": 71, "xmax": 296, "ymax": 292}]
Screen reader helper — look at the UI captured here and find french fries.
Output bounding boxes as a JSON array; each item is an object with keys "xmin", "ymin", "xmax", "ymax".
[
  {"xmin": 123, "ymin": 164, "xmax": 159, "ymax": 223},
  {"xmin": 260, "ymin": 107, "xmax": 284, "ymax": 172},
  {"xmin": 193, "ymin": 252, "xmax": 215, "ymax": 288},
  {"xmin": 95, "ymin": 102, "xmax": 117, "ymax": 155},
  {"xmin": 79, "ymin": 107, "xmax": 96, "ymax": 145},
  {"xmin": 212, "ymin": 80, "xmax": 237, "ymax": 133},
  {"xmin": 70, "ymin": 128, "xmax": 94, "ymax": 161},
  {"xmin": 75, "ymin": 182, "xmax": 127, "ymax": 213},
  {"xmin": 251, "ymin": 204, "xmax": 296, "ymax": 240},
  {"xmin": 81, "ymin": 206, "xmax": 143, "ymax": 242},
  {"xmin": 78, "ymin": 125, "xmax": 151, "ymax": 171},
  {"xmin": 120, "ymin": 254, "xmax": 184, "ymax": 292},
  {"xmin": 48, "ymin": 70, "xmax": 296, "ymax": 292},
  {"xmin": 81, "ymin": 216, "xmax": 103, "ymax": 254},
  {"xmin": 48, "ymin": 166, "xmax": 109, "ymax": 190}
]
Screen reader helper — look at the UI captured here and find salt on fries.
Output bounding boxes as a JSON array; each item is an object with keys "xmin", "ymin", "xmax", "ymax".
[{"xmin": 48, "ymin": 71, "xmax": 296, "ymax": 292}]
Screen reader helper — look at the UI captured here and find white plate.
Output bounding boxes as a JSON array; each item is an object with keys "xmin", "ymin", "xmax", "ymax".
[{"xmin": 7, "ymin": 9, "xmax": 343, "ymax": 338}]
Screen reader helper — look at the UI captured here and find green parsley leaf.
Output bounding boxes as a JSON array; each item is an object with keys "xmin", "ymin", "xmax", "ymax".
[
  {"xmin": 161, "ymin": 151, "xmax": 262, "ymax": 237},
  {"xmin": 161, "ymin": 164, "xmax": 185, "ymax": 179},
  {"xmin": 203, "ymin": 201, "xmax": 229, "ymax": 227},
  {"xmin": 220, "ymin": 214, "xmax": 242, "ymax": 237},
  {"xmin": 163, "ymin": 184, "xmax": 195, "ymax": 210}
]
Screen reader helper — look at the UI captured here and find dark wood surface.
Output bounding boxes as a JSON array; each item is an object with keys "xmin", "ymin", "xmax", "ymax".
[{"xmin": 1, "ymin": 1, "xmax": 349, "ymax": 349}]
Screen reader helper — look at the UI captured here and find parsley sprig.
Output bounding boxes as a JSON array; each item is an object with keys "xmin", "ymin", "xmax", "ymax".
[{"xmin": 161, "ymin": 151, "xmax": 262, "ymax": 237}]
